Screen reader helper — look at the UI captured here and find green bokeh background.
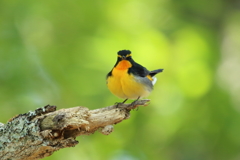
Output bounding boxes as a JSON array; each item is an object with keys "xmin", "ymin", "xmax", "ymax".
[{"xmin": 1, "ymin": 0, "xmax": 240, "ymax": 160}]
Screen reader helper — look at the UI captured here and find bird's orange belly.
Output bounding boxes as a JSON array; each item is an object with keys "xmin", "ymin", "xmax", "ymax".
[{"xmin": 107, "ymin": 69, "xmax": 150, "ymax": 99}]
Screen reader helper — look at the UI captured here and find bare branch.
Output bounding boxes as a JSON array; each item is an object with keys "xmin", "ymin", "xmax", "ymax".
[{"xmin": 0, "ymin": 100, "xmax": 150, "ymax": 160}]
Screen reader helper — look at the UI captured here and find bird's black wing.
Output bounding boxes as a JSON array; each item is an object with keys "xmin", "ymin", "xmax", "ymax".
[
  {"xmin": 128, "ymin": 62, "xmax": 150, "ymax": 77},
  {"xmin": 106, "ymin": 70, "xmax": 113, "ymax": 78}
]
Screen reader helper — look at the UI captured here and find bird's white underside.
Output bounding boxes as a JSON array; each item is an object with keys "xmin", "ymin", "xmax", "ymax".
[{"xmin": 152, "ymin": 77, "xmax": 157, "ymax": 85}]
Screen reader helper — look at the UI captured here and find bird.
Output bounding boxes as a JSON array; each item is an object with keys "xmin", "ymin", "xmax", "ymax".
[{"xmin": 106, "ymin": 50, "xmax": 163, "ymax": 105}]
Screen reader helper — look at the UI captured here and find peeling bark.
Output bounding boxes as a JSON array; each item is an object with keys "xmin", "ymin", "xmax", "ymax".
[{"xmin": 0, "ymin": 100, "xmax": 149, "ymax": 160}]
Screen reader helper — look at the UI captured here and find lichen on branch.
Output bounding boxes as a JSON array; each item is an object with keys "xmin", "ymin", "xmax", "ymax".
[{"xmin": 0, "ymin": 100, "xmax": 149, "ymax": 160}]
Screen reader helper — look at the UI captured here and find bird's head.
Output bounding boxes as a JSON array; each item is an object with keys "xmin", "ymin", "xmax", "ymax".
[{"xmin": 117, "ymin": 50, "xmax": 132, "ymax": 60}]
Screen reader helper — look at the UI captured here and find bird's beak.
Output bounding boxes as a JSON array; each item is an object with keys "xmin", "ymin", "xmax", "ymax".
[{"xmin": 122, "ymin": 56, "xmax": 126, "ymax": 60}]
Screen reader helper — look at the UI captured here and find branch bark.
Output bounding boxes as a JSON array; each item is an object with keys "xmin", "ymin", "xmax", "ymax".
[{"xmin": 0, "ymin": 100, "xmax": 150, "ymax": 160}]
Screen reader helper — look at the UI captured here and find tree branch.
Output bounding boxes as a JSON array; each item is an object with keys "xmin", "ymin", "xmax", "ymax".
[{"xmin": 0, "ymin": 100, "xmax": 150, "ymax": 160}]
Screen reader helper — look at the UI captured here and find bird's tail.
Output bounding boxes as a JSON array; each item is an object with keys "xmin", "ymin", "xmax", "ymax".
[{"xmin": 149, "ymin": 69, "xmax": 163, "ymax": 77}]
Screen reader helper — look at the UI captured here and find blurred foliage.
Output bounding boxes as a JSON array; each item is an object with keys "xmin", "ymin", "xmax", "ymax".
[{"xmin": 1, "ymin": 0, "xmax": 240, "ymax": 160}]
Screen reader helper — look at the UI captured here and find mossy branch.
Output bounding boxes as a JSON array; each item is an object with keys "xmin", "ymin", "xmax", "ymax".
[{"xmin": 0, "ymin": 100, "xmax": 150, "ymax": 160}]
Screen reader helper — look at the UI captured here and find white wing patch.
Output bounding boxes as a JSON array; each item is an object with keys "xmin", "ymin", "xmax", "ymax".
[{"xmin": 152, "ymin": 77, "xmax": 157, "ymax": 85}]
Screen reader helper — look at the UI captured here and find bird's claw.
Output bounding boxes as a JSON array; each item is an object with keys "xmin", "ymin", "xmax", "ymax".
[{"xmin": 115, "ymin": 102, "xmax": 124, "ymax": 108}]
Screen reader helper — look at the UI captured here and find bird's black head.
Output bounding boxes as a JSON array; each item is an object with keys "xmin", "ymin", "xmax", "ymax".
[{"xmin": 117, "ymin": 50, "xmax": 132, "ymax": 60}]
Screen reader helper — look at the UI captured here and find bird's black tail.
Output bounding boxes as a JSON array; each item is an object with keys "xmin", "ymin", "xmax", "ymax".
[{"xmin": 149, "ymin": 69, "xmax": 163, "ymax": 77}]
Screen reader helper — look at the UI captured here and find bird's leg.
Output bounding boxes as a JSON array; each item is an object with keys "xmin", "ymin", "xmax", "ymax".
[
  {"xmin": 121, "ymin": 98, "xmax": 128, "ymax": 104},
  {"xmin": 130, "ymin": 96, "xmax": 140, "ymax": 107},
  {"xmin": 115, "ymin": 98, "xmax": 128, "ymax": 108}
]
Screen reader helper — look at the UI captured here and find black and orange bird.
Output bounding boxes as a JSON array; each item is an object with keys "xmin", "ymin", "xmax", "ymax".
[{"xmin": 106, "ymin": 50, "xmax": 163, "ymax": 104}]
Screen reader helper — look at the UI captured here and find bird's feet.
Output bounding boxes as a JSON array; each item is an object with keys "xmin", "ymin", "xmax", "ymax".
[
  {"xmin": 129, "ymin": 99, "xmax": 138, "ymax": 108},
  {"xmin": 128, "ymin": 96, "xmax": 140, "ymax": 108},
  {"xmin": 115, "ymin": 98, "xmax": 128, "ymax": 108},
  {"xmin": 114, "ymin": 102, "xmax": 123, "ymax": 108}
]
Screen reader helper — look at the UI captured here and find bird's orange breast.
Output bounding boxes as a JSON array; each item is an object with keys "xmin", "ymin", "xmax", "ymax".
[{"xmin": 115, "ymin": 60, "xmax": 132, "ymax": 70}]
